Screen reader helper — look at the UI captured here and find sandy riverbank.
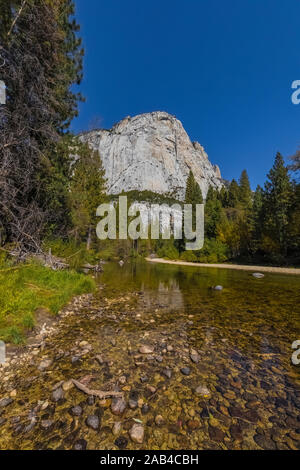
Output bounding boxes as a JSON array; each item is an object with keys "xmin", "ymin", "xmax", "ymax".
[{"xmin": 146, "ymin": 257, "xmax": 300, "ymax": 275}]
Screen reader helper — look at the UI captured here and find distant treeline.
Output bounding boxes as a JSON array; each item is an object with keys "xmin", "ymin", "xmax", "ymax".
[{"xmin": 158, "ymin": 156, "xmax": 300, "ymax": 266}]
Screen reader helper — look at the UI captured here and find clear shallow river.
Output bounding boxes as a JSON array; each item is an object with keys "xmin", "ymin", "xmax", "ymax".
[{"xmin": 0, "ymin": 260, "xmax": 299, "ymax": 450}]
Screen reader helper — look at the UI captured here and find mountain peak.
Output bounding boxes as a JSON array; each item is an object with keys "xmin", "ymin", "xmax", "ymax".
[{"xmin": 80, "ymin": 112, "xmax": 223, "ymax": 200}]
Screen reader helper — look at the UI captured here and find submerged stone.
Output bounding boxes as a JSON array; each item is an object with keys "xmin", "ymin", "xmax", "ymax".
[
  {"xmin": 41, "ymin": 420, "xmax": 53, "ymax": 430},
  {"xmin": 141, "ymin": 404, "xmax": 150, "ymax": 415},
  {"xmin": 252, "ymin": 273, "xmax": 265, "ymax": 279},
  {"xmin": 0, "ymin": 398, "xmax": 13, "ymax": 408},
  {"xmin": 86, "ymin": 415, "xmax": 100, "ymax": 431},
  {"xmin": 38, "ymin": 359, "xmax": 53, "ymax": 372},
  {"xmin": 139, "ymin": 345, "xmax": 154, "ymax": 354},
  {"xmin": 129, "ymin": 423, "xmax": 144, "ymax": 444},
  {"xmin": 111, "ymin": 397, "xmax": 127, "ymax": 415},
  {"xmin": 195, "ymin": 385, "xmax": 211, "ymax": 397},
  {"xmin": 112, "ymin": 421, "xmax": 122, "ymax": 436},
  {"xmin": 51, "ymin": 387, "xmax": 64, "ymax": 403},
  {"xmin": 71, "ymin": 406, "xmax": 83, "ymax": 417},
  {"xmin": 114, "ymin": 436, "xmax": 128, "ymax": 449},
  {"xmin": 180, "ymin": 367, "xmax": 191, "ymax": 376},
  {"xmin": 73, "ymin": 439, "xmax": 87, "ymax": 450},
  {"xmin": 209, "ymin": 426, "xmax": 225, "ymax": 442},
  {"xmin": 190, "ymin": 350, "xmax": 200, "ymax": 364},
  {"xmin": 161, "ymin": 368, "xmax": 172, "ymax": 379},
  {"xmin": 155, "ymin": 415, "xmax": 165, "ymax": 426}
]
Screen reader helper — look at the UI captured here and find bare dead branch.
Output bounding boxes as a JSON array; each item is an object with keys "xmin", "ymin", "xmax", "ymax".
[{"xmin": 72, "ymin": 379, "xmax": 123, "ymax": 400}]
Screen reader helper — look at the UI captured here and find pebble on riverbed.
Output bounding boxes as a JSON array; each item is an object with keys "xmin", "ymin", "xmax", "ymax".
[
  {"xmin": 194, "ymin": 385, "xmax": 211, "ymax": 397},
  {"xmin": 38, "ymin": 359, "xmax": 53, "ymax": 372},
  {"xmin": 51, "ymin": 387, "xmax": 64, "ymax": 403},
  {"xmin": 129, "ymin": 423, "xmax": 144, "ymax": 444},
  {"xmin": 190, "ymin": 349, "xmax": 200, "ymax": 364},
  {"xmin": 139, "ymin": 345, "xmax": 154, "ymax": 354},
  {"xmin": 112, "ymin": 421, "xmax": 122, "ymax": 436},
  {"xmin": 252, "ymin": 273, "xmax": 265, "ymax": 279},
  {"xmin": 73, "ymin": 439, "xmax": 87, "ymax": 451},
  {"xmin": 114, "ymin": 436, "xmax": 128, "ymax": 449},
  {"xmin": 111, "ymin": 397, "xmax": 127, "ymax": 415},
  {"xmin": 86, "ymin": 415, "xmax": 100, "ymax": 431},
  {"xmin": 155, "ymin": 415, "xmax": 165, "ymax": 426},
  {"xmin": 70, "ymin": 405, "xmax": 83, "ymax": 417},
  {"xmin": 0, "ymin": 398, "xmax": 13, "ymax": 408},
  {"xmin": 41, "ymin": 420, "xmax": 53, "ymax": 430},
  {"xmin": 161, "ymin": 368, "xmax": 172, "ymax": 379}
]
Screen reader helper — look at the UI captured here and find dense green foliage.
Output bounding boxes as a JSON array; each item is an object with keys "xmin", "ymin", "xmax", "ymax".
[
  {"xmin": 0, "ymin": 253, "xmax": 95, "ymax": 343},
  {"xmin": 69, "ymin": 141, "xmax": 106, "ymax": 249},
  {"xmin": 185, "ymin": 170, "xmax": 203, "ymax": 205},
  {"xmin": 207, "ymin": 158, "xmax": 299, "ymax": 265},
  {"xmin": 0, "ymin": 0, "xmax": 84, "ymax": 247},
  {"xmin": 139, "ymin": 158, "xmax": 299, "ymax": 266}
]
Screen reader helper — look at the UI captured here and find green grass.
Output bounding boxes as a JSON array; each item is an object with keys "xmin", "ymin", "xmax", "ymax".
[{"xmin": 0, "ymin": 259, "xmax": 95, "ymax": 344}]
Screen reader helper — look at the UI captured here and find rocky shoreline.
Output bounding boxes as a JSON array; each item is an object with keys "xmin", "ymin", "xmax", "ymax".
[{"xmin": 0, "ymin": 283, "xmax": 299, "ymax": 450}]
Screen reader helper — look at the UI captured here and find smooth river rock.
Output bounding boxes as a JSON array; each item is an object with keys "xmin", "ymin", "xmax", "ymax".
[
  {"xmin": 252, "ymin": 273, "xmax": 265, "ymax": 279},
  {"xmin": 195, "ymin": 385, "xmax": 211, "ymax": 397},
  {"xmin": 111, "ymin": 397, "xmax": 127, "ymax": 415},
  {"xmin": 86, "ymin": 415, "xmax": 100, "ymax": 430},
  {"xmin": 129, "ymin": 423, "xmax": 145, "ymax": 444},
  {"xmin": 0, "ymin": 398, "xmax": 13, "ymax": 408},
  {"xmin": 139, "ymin": 345, "xmax": 154, "ymax": 354}
]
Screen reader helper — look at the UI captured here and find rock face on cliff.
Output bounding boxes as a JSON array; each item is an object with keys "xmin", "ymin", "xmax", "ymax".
[{"xmin": 79, "ymin": 111, "xmax": 223, "ymax": 200}]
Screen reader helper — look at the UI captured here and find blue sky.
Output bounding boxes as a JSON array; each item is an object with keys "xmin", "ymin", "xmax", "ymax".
[{"xmin": 72, "ymin": 0, "xmax": 300, "ymax": 188}]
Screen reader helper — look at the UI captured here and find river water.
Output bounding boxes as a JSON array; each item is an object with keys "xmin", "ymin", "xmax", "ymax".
[{"xmin": 0, "ymin": 260, "xmax": 299, "ymax": 450}]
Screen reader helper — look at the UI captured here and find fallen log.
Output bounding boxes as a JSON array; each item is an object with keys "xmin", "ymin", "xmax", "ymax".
[{"xmin": 72, "ymin": 379, "xmax": 123, "ymax": 399}]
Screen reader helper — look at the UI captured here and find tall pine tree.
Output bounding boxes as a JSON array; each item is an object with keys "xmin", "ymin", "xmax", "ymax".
[
  {"xmin": 239, "ymin": 170, "xmax": 252, "ymax": 210},
  {"xmin": 262, "ymin": 153, "xmax": 293, "ymax": 256},
  {"xmin": 185, "ymin": 170, "xmax": 203, "ymax": 204},
  {"xmin": 0, "ymin": 0, "xmax": 84, "ymax": 248},
  {"xmin": 228, "ymin": 179, "xmax": 240, "ymax": 207},
  {"xmin": 289, "ymin": 148, "xmax": 300, "ymax": 177},
  {"xmin": 70, "ymin": 141, "xmax": 106, "ymax": 250}
]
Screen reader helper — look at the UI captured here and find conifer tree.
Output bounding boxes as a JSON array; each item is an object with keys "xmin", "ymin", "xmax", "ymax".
[
  {"xmin": 228, "ymin": 179, "xmax": 240, "ymax": 207},
  {"xmin": 185, "ymin": 170, "xmax": 203, "ymax": 204},
  {"xmin": 205, "ymin": 186, "xmax": 223, "ymax": 238},
  {"xmin": 0, "ymin": 0, "xmax": 84, "ymax": 248},
  {"xmin": 250, "ymin": 185, "xmax": 263, "ymax": 253},
  {"xmin": 289, "ymin": 149, "xmax": 300, "ymax": 176},
  {"xmin": 184, "ymin": 170, "xmax": 203, "ymax": 236},
  {"xmin": 262, "ymin": 153, "xmax": 293, "ymax": 255},
  {"xmin": 185, "ymin": 170, "xmax": 195, "ymax": 204},
  {"xmin": 219, "ymin": 186, "xmax": 229, "ymax": 207},
  {"xmin": 70, "ymin": 141, "xmax": 106, "ymax": 250},
  {"xmin": 287, "ymin": 182, "xmax": 300, "ymax": 258},
  {"xmin": 194, "ymin": 181, "xmax": 204, "ymax": 205},
  {"xmin": 239, "ymin": 170, "xmax": 252, "ymax": 210}
]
